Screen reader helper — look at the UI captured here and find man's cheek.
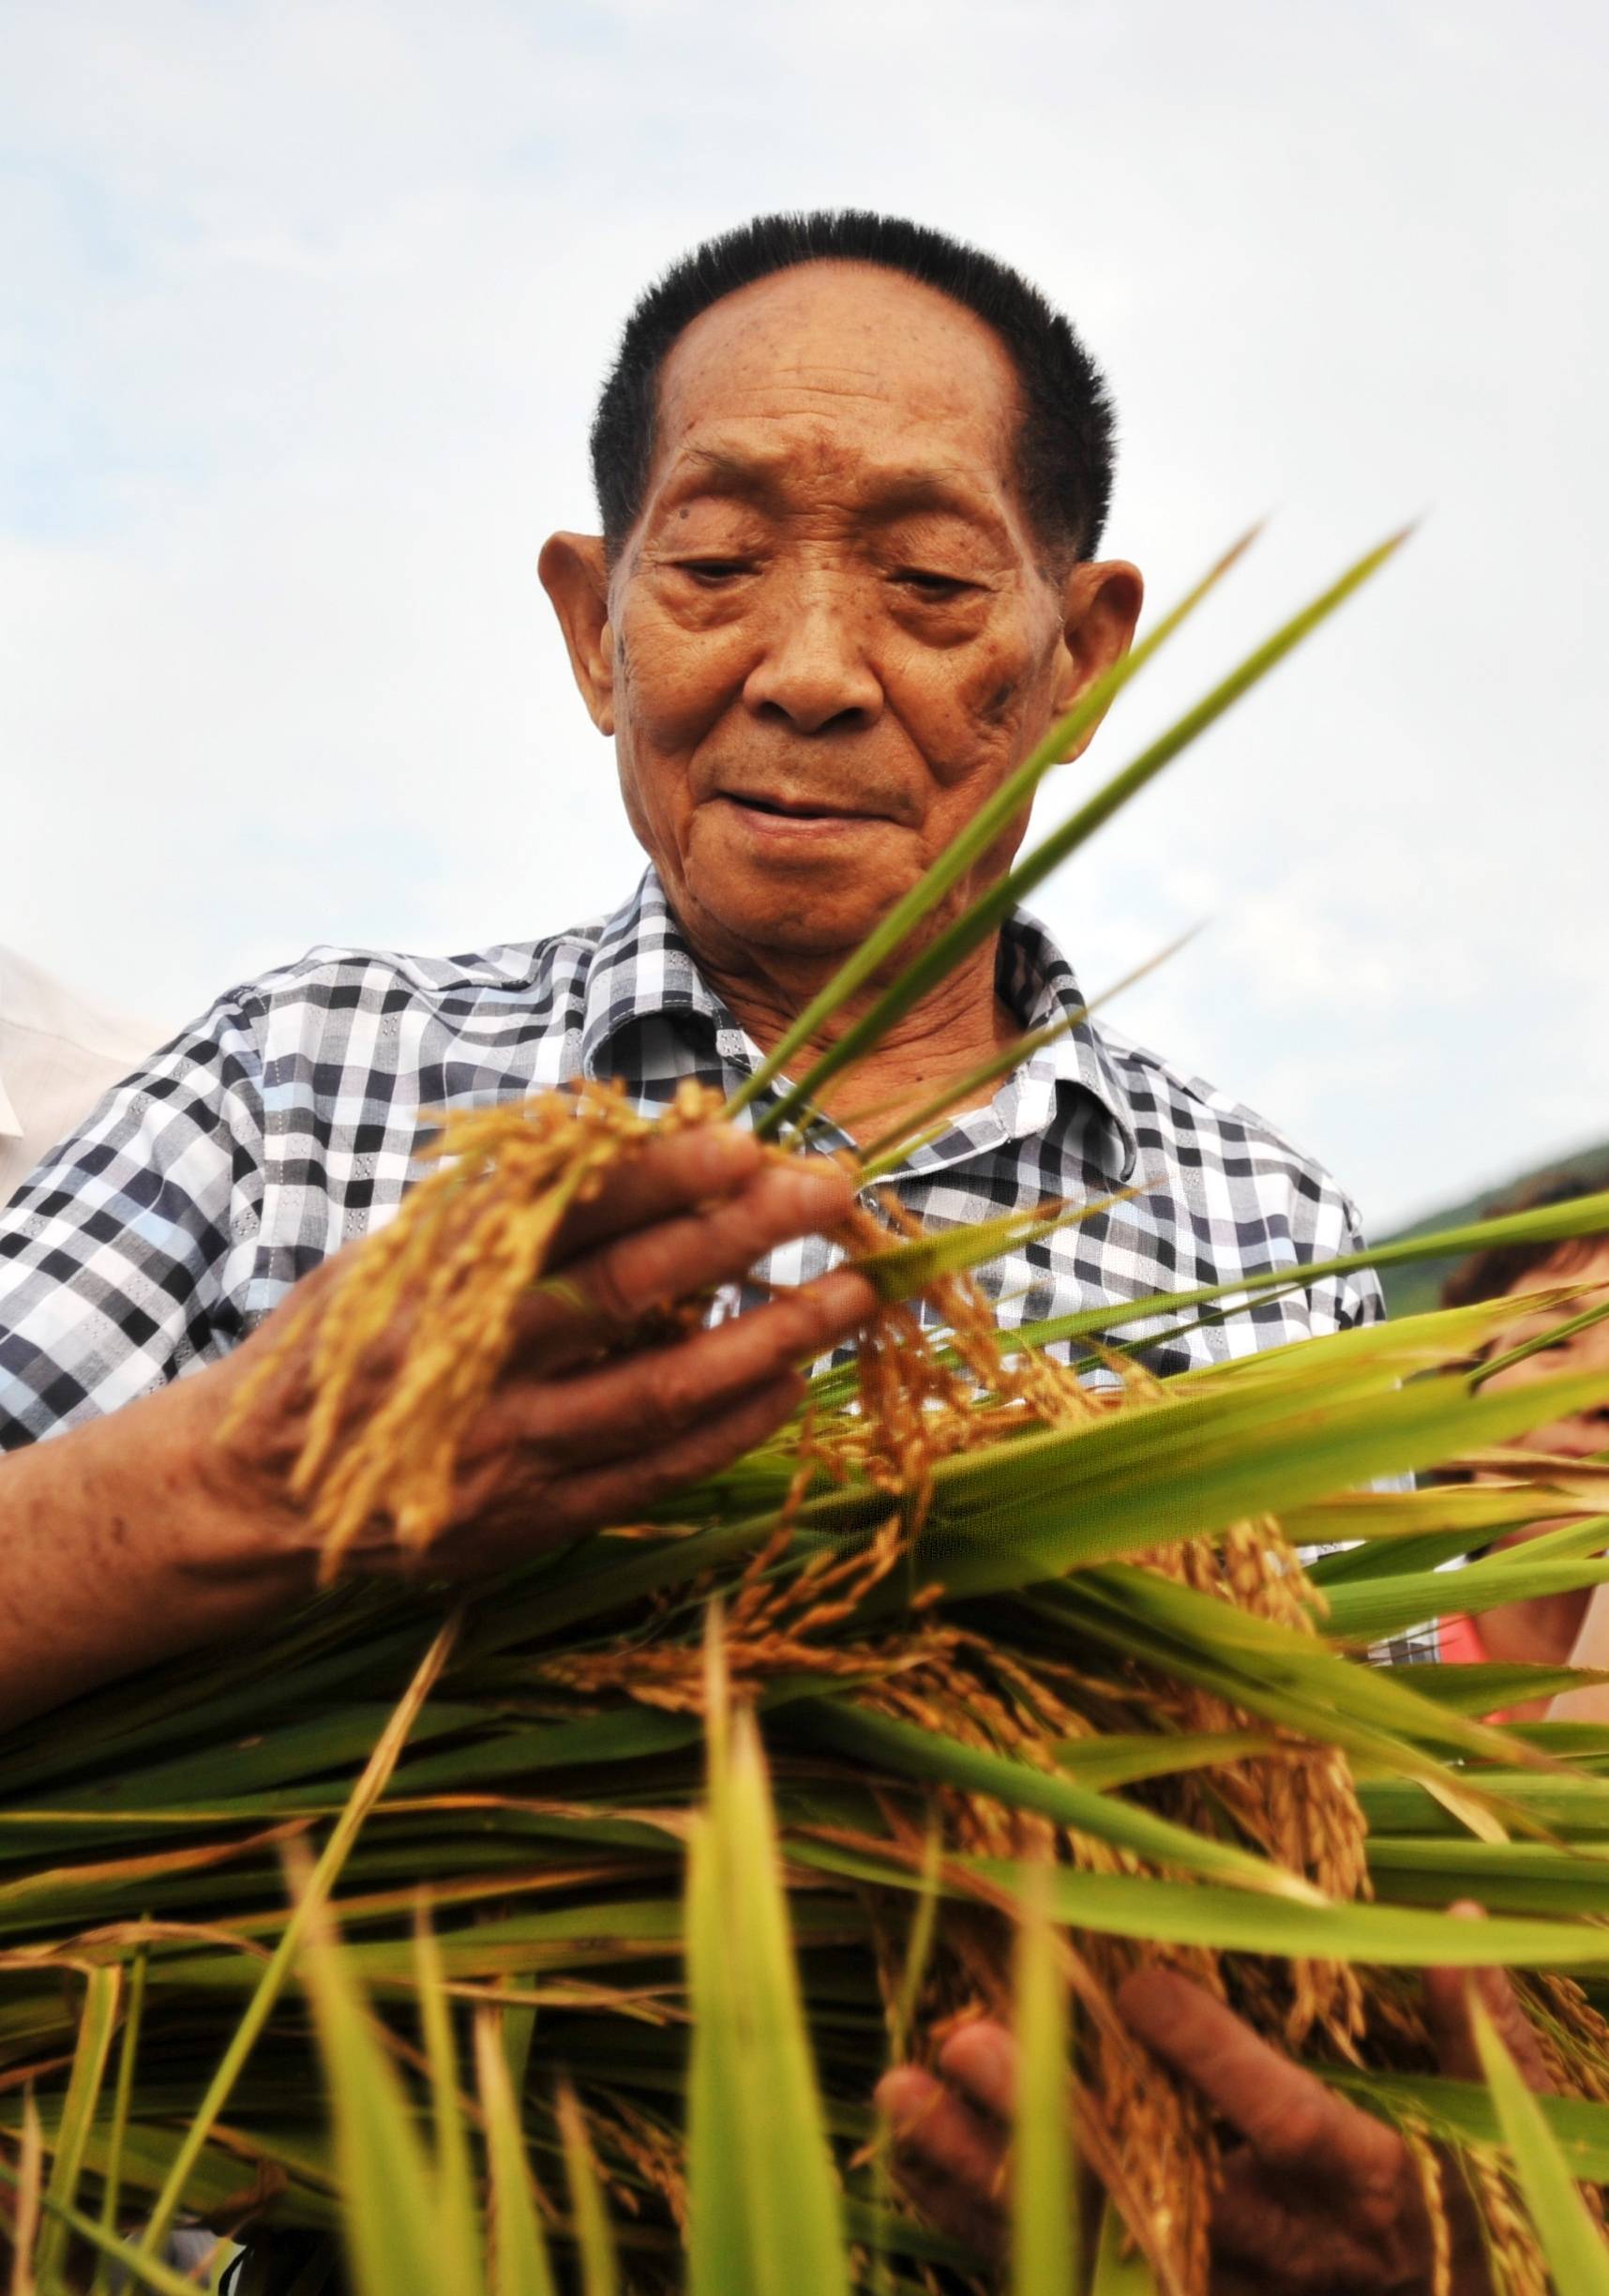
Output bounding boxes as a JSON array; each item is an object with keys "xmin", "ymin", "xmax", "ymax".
[
  {"xmin": 616, "ymin": 616, "xmax": 748, "ymax": 750},
  {"xmin": 909, "ymin": 645, "xmax": 1043, "ymax": 790}
]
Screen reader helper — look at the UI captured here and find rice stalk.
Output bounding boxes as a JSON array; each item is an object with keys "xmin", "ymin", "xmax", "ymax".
[{"xmin": 8, "ymin": 528, "xmax": 1609, "ymax": 2288}]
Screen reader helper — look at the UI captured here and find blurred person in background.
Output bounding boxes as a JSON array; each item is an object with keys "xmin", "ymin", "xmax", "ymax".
[
  {"xmin": 1436, "ymin": 1170, "xmax": 1609, "ymax": 1721},
  {"xmin": 0, "ymin": 946, "xmax": 159, "ymax": 1209}
]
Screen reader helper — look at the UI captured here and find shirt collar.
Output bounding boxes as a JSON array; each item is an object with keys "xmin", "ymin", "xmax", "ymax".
[
  {"xmin": 994, "ymin": 905, "xmax": 1141, "ymax": 1181},
  {"xmin": 578, "ymin": 869, "xmax": 744, "ymax": 1079},
  {"xmin": 577, "ymin": 867, "xmax": 1140, "ymax": 1182}
]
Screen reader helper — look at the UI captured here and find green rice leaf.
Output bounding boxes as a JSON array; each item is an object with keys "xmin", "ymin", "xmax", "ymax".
[
  {"xmin": 855, "ymin": 928, "xmax": 1199, "ymax": 1179},
  {"xmin": 11, "ymin": 2089, "xmax": 42, "ymax": 2296},
  {"xmin": 857, "ymin": 1189, "xmax": 1139, "ymax": 1305},
  {"xmin": 35, "ymin": 1962, "xmax": 120, "ymax": 2288},
  {"xmin": 0, "ymin": 2149, "xmax": 218, "ymax": 2296},
  {"xmin": 1015, "ymin": 1195, "xmax": 1609, "ymax": 1356},
  {"xmin": 910, "ymin": 1358, "xmax": 1609, "ymax": 1603},
  {"xmin": 687, "ymin": 1693, "xmax": 850, "ymax": 2296},
  {"xmin": 474, "ymin": 2010, "xmax": 558, "ymax": 2296},
  {"xmin": 133, "ymin": 1614, "xmax": 458, "ymax": 2261},
  {"xmin": 1373, "ymin": 1663, "xmax": 1609, "ymax": 1713},
  {"xmin": 1324, "ymin": 1555, "xmax": 1609, "ymax": 1648},
  {"xmin": 1090, "ymin": 2198, "xmax": 1163, "ymax": 2293},
  {"xmin": 803, "ymin": 1705, "xmax": 1326, "ymax": 1900},
  {"xmin": 556, "ymin": 2084, "xmax": 619, "ymax": 2296},
  {"xmin": 299, "ymin": 1911, "xmax": 444, "ymax": 2296},
  {"xmin": 88, "ymin": 1941, "xmax": 148, "ymax": 2296},
  {"xmin": 1325, "ymin": 2068, "xmax": 1609, "ymax": 2185},
  {"xmin": 1011, "ymin": 1869, "xmax": 1075, "ymax": 2296},
  {"xmin": 1471, "ymin": 1990, "xmax": 1609, "ymax": 2292},
  {"xmin": 789, "ymin": 1837, "xmax": 1609, "ymax": 1969},
  {"xmin": 414, "ymin": 1911, "xmax": 480, "ymax": 2292},
  {"xmin": 1050, "ymin": 1730, "xmax": 1281, "ymax": 1790}
]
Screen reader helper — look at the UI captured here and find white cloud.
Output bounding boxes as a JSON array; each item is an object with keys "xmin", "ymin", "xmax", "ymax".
[{"xmin": 3, "ymin": 0, "xmax": 1606, "ymax": 1231}]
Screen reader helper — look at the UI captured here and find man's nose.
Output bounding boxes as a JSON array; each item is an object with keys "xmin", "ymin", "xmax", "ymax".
[{"xmin": 742, "ymin": 590, "xmax": 883, "ymax": 733}]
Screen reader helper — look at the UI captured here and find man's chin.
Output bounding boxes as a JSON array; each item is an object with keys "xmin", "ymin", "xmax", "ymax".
[
  {"xmin": 681, "ymin": 869, "xmax": 903, "ymax": 966},
  {"xmin": 672, "ymin": 811, "xmax": 927, "ymax": 954}
]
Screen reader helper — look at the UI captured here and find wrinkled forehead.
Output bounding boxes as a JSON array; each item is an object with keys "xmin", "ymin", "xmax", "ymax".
[{"xmin": 646, "ymin": 261, "xmax": 1026, "ymax": 518}]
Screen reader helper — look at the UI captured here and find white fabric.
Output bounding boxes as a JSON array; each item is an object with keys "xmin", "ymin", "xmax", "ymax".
[{"xmin": 0, "ymin": 948, "xmax": 161, "ymax": 1208}]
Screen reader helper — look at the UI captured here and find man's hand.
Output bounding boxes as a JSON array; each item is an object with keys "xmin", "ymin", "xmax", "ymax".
[
  {"xmin": 0, "ymin": 1125, "xmax": 874, "ymax": 1726},
  {"xmin": 203, "ymin": 1123, "xmax": 875, "ymax": 1578},
  {"xmin": 877, "ymin": 1928, "xmax": 1552, "ymax": 2293}
]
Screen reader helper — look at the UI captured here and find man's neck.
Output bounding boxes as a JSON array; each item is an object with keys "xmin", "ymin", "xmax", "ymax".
[{"xmin": 690, "ymin": 933, "xmax": 1018, "ymax": 1143}]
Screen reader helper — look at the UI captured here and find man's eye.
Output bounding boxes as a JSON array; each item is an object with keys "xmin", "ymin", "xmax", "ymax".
[
  {"xmin": 674, "ymin": 559, "xmax": 755, "ymax": 583},
  {"xmin": 895, "ymin": 569, "xmax": 975, "ymax": 600}
]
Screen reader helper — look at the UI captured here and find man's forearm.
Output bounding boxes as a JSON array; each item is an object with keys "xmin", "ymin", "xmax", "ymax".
[
  {"xmin": 0, "ymin": 1133, "xmax": 876, "ymax": 1730},
  {"xmin": 0, "ymin": 1376, "xmax": 313, "ymax": 1730}
]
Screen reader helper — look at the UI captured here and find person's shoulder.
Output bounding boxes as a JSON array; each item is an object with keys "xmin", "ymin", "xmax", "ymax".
[
  {"xmin": 192, "ymin": 915, "xmax": 616, "ymax": 1036},
  {"xmin": 1093, "ymin": 1019, "xmax": 1361, "ymax": 1224}
]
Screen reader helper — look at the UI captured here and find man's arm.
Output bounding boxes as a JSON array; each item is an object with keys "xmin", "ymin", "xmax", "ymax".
[{"xmin": 0, "ymin": 1126, "xmax": 875, "ymax": 1729}]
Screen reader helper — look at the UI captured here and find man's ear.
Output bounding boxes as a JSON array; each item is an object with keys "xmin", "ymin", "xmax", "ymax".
[
  {"xmin": 538, "ymin": 532, "xmax": 616, "ymax": 735},
  {"xmin": 1051, "ymin": 559, "xmax": 1145, "ymax": 761}
]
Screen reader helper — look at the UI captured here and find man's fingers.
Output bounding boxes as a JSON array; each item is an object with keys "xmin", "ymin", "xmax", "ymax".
[
  {"xmin": 426, "ymin": 1374, "xmax": 806, "ymax": 1578},
  {"xmin": 936, "ymin": 2019, "xmax": 1017, "ymax": 2125},
  {"xmin": 535, "ymin": 1373, "xmax": 805, "ymax": 1534},
  {"xmin": 1117, "ymin": 1968, "xmax": 1398, "ymax": 2182},
  {"xmin": 886, "ymin": 2154, "xmax": 1007, "ymax": 2265},
  {"xmin": 1424, "ymin": 1903, "xmax": 1554, "ymax": 2092},
  {"xmin": 483, "ymin": 1269, "xmax": 873, "ymax": 1465},
  {"xmin": 876, "ymin": 2065, "xmax": 1011, "ymax": 2223},
  {"xmin": 546, "ymin": 1124, "xmax": 763, "ymax": 1260},
  {"xmin": 1208, "ymin": 2151, "xmax": 1322, "ymax": 2275},
  {"xmin": 516, "ymin": 1158, "xmax": 865, "ymax": 1364}
]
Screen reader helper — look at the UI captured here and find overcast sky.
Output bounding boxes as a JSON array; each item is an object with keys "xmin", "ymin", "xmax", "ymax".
[{"xmin": 4, "ymin": 0, "xmax": 1605, "ymax": 1230}]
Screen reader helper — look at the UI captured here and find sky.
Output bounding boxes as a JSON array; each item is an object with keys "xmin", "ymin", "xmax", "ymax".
[{"xmin": 3, "ymin": 0, "xmax": 1605, "ymax": 1231}]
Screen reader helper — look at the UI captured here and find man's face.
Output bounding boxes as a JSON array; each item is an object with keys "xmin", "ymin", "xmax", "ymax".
[
  {"xmin": 1479, "ymin": 1242, "xmax": 1609, "ymax": 1459},
  {"xmin": 545, "ymin": 262, "xmax": 1139, "ymax": 974}
]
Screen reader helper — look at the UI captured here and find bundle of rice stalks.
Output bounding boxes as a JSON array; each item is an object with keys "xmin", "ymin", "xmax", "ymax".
[{"xmin": 8, "ymin": 532, "xmax": 1609, "ymax": 2293}]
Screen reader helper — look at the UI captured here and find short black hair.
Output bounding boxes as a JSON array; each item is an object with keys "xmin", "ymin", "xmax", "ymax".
[
  {"xmin": 590, "ymin": 209, "xmax": 1117, "ymax": 568},
  {"xmin": 1442, "ymin": 1167, "xmax": 1609, "ymax": 1311}
]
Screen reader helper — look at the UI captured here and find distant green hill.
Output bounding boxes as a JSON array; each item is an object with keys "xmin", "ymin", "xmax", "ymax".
[{"xmin": 1376, "ymin": 1139, "xmax": 1609, "ymax": 1320}]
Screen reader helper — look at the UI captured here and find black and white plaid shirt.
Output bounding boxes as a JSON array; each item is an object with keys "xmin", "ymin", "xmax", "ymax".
[
  {"xmin": 0, "ymin": 868, "xmax": 1383, "ymax": 1445},
  {"xmin": 2, "ymin": 872, "xmax": 1437, "ymax": 1662}
]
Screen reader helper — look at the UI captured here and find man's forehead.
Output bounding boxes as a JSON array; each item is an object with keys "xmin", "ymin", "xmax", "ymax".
[
  {"xmin": 653, "ymin": 430, "xmax": 1014, "ymax": 524},
  {"xmin": 643, "ymin": 265, "xmax": 1024, "ymax": 527},
  {"xmin": 658, "ymin": 264, "xmax": 1015, "ymax": 422}
]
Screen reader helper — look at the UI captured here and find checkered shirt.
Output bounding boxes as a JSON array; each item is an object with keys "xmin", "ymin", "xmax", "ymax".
[{"xmin": 0, "ymin": 869, "xmax": 1432, "ymax": 1660}]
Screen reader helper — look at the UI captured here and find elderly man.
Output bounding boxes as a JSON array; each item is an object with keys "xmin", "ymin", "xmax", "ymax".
[{"xmin": 0, "ymin": 212, "xmax": 1518, "ymax": 2290}]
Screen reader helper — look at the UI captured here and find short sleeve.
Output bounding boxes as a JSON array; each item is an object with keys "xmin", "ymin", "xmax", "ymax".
[
  {"xmin": 0, "ymin": 995, "xmax": 268, "ymax": 1447},
  {"xmin": 1331, "ymin": 1194, "xmax": 1386, "ymax": 1331},
  {"xmin": 1299, "ymin": 1184, "xmax": 1385, "ymax": 1337}
]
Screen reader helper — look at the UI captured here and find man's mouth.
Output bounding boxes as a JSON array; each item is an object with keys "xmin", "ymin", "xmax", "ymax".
[{"xmin": 716, "ymin": 790, "xmax": 883, "ymax": 826}]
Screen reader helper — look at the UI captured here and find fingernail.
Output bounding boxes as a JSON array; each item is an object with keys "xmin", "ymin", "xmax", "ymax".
[
  {"xmin": 812, "ymin": 1268, "xmax": 878, "ymax": 1324},
  {"xmin": 778, "ymin": 1156, "xmax": 855, "ymax": 1204},
  {"xmin": 695, "ymin": 1127, "xmax": 760, "ymax": 1181}
]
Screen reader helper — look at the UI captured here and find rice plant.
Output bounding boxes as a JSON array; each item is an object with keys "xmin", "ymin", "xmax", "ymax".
[{"xmin": 5, "ymin": 531, "xmax": 1609, "ymax": 2291}]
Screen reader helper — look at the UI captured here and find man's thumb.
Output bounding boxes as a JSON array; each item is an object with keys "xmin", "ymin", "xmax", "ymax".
[{"xmin": 1423, "ymin": 1902, "xmax": 1553, "ymax": 2093}]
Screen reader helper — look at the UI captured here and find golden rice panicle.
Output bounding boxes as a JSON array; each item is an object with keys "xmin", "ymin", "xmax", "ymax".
[
  {"xmin": 239, "ymin": 1080, "xmax": 727, "ymax": 1578},
  {"xmin": 1401, "ymin": 2123, "xmax": 1453, "ymax": 2296}
]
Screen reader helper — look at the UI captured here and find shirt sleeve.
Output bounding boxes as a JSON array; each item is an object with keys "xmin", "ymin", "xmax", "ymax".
[
  {"xmin": 0, "ymin": 993, "xmax": 268, "ymax": 1448},
  {"xmin": 1333, "ymin": 1193, "xmax": 1386, "ymax": 1330}
]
